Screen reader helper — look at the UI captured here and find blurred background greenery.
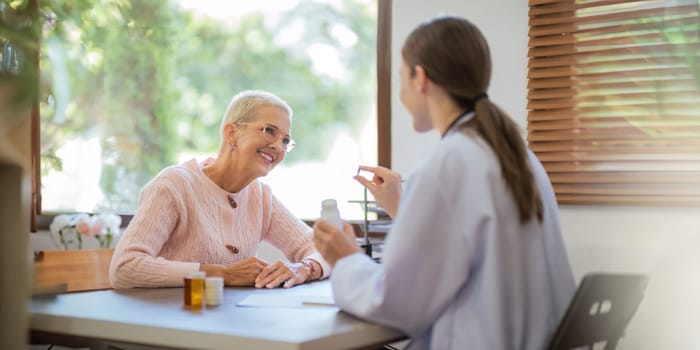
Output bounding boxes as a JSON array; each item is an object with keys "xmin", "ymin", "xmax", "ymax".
[{"xmin": 6, "ymin": 0, "xmax": 378, "ymax": 215}]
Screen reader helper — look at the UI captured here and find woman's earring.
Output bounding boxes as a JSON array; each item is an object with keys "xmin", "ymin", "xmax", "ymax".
[{"xmin": 229, "ymin": 145, "xmax": 236, "ymax": 153}]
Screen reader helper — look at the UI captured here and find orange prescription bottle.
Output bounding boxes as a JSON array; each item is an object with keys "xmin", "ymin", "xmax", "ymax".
[{"xmin": 184, "ymin": 271, "xmax": 206, "ymax": 307}]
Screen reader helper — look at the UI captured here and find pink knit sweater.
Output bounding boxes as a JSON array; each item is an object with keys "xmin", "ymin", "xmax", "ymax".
[{"xmin": 109, "ymin": 159, "xmax": 330, "ymax": 288}]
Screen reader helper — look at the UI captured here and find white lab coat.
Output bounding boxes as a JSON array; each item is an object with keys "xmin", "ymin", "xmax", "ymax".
[{"xmin": 332, "ymin": 116, "xmax": 575, "ymax": 349}]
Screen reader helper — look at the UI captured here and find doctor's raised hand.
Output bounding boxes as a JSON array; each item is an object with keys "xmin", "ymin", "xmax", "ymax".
[{"xmin": 353, "ymin": 165, "xmax": 402, "ymax": 218}]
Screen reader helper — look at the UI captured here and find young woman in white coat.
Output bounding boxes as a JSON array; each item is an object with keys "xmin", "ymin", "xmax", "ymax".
[{"xmin": 312, "ymin": 15, "xmax": 576, "ymax": 350}]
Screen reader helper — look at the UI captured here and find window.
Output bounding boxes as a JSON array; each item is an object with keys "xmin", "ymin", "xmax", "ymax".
[
  {"xmin": 32, "ymin": 0, "xmax": 392, "ymax": 229},
  {"xmin": 527, "ymin": 0, "xmax": 700, "ymax": 205}
]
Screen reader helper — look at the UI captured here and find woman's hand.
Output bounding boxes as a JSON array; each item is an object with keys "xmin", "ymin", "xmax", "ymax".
[
  {"xmin": 220, "ymin": 257, "xmax": 270, "ymax": 286},
  {"xmin": 353, "ymin": 165, "xmax": 402, "ymax": 218},
  {"xmin": 312, "ymin": 220, "xmax": 361, "ymax": 267},
  {"xmin": 255, "ymin": 261, "xmax": 310, "ymax": 289}
]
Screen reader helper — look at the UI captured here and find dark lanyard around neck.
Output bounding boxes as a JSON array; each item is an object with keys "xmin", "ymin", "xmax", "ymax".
[{"xmin": 441, "ymin": 111, "xmax": 471, "ymax": 138}]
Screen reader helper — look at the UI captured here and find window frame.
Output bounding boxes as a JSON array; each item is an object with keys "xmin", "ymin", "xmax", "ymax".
[{"xmin": 30, "ymin": 0, "xmax": 393, "ymax": 231}]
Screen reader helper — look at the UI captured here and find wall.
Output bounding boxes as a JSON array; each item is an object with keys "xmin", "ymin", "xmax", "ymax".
[
  {"xmin": 561, "ymin": 206, "xmax": 700, "ymax": 349},
  {"xmin": 392, "ymin": 1, "xmax": 700, "ymax": 349},
  {"xmin": 390, "ymin": 0, "xmax": 529, "ymax": 176}
]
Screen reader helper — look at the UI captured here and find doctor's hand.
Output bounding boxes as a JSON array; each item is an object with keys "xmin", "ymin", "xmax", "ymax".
[
  {"xmin": 353, "ymin": 165, "xmax": 402, "ymax": 218},
  {"xmin": 254, "ymin": 261, "xmax": 309, "ymax": 289},
  {"xmin": 312, "ymin": 220, "xmax": 361, "ymax": 267}
]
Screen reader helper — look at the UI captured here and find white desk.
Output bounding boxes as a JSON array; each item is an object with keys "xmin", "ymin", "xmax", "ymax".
[{"xmin": 30, "ymin": 280, "xmax": 405, "ymax": 350}]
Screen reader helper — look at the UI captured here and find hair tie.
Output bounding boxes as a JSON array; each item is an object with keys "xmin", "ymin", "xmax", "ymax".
[{"xmin": 474, "ymin": 92, "xmax": 488, "ymax": 101}]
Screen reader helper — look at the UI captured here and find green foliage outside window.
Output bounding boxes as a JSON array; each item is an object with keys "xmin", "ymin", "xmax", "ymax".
[
  {"xmin": 39, "ymin": 0, "xmax": 377, "ymax": 212},
  {"xmin": 1, "ymin": 0, "xmax": 38, "ymax": 123}
]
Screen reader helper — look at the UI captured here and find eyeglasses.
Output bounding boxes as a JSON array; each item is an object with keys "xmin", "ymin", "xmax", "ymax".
[{"xmin": 235, "ymin": 123, "xmax": 296, "ymax": 153}]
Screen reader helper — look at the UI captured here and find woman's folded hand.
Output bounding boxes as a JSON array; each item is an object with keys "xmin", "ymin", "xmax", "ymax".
[
  {"xmin": 220, "ymin": 257, "xmax": 270, "ymax": 286},
  {"xmin": 254, "ymin": 260, "xmax": 309, "ymax": 289}
]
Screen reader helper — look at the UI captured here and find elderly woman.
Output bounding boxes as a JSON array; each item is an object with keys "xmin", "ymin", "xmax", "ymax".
[{"xmin": 110, "ymin": 90, "xmax": 329, "ymax": 289}]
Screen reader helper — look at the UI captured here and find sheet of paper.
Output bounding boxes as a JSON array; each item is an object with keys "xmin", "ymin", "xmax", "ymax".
[{"xmin": 237, "ymin": 294, "xmax": 335, "ymax": 308}]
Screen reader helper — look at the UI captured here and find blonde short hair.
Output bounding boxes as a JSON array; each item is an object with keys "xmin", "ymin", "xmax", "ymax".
[{"xmin": 219, "ymin": 90, "xmax": 293, "ymax": 153}]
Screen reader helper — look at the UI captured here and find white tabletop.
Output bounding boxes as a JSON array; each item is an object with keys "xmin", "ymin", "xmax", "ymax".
[{"xmin": 30, "ymin": 280, "xmax": 404, "ymax": 350}]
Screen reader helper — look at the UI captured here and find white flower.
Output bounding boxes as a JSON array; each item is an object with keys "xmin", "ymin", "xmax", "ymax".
[
  {"xmin": 97, "ymin": 213, "xmax": 122, "ymax": 234},
  {"xmin": 49, "ymin": 214, "xmax": 72, "ymax": 234}
]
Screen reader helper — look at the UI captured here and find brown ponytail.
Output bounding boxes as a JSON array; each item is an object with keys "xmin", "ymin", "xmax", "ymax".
[{"xmin": 464, "ymin": 99, "xmax": 543, "ymax": 223}]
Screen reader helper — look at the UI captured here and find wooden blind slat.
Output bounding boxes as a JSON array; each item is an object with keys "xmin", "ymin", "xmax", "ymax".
[
  {"xmin": 576, "ymin": 4, "xmax": 698, "ymax": 23},
  {"xmin": 531, "ymin": 89, "xmax": 700, "ymax": 101},
  {"xmin": 529, "ymin": 139, "xmax": 700, "ymax": 152},
  {"xmin": 574, "ymin": 67, "xmax": 697, "ymax": 82},
  {"xmin": 528, "ymin": 66, "xmax": 576, "ymax": 79},
  {"xmin": 528, "ymin": 108, "xmax": 700, "ymax": 121},
  {"xmin": 528, "ymin": 129, "xmax": 700, "ymax": 142},
  {"xmin": 528, "ymin": 55, "xmax": 577, "ymax": 69},
  {"xmin": 553, "ymin": 183, "xmax": 700, "ymax": 196},
  {"xmin": 573, "ymin": 81, "xmax": 700, "ymax": 96},
  {"xmin": 527, "ymin": 88, "xmax": 576, "ymax": 99},
  {"xmin": 529, "ymin": 0, "xmax": 652, "ymax": 16},
  {"xmin": 528, "ymin": 45, "xmax": 577, "ymax": 57},
  {"xmin": 529, "ymin": 43, "xmax": 700, "ymax": 60},
  {"xmin": 548, "ymin": 171, "xmax": 700, "ymax": 184},
  {"xmin": 529, "ymin": 4, "xmax": 698, "ymax": 27},
  {"xmin": 543, "ymin": 161, "xmax": 700, "ymax": 172},
  {"xmin": 530, "ymin": 3, "xmax": 575, "ymax": 17},
  {"xmin": 527, "ymin": 108, "xmax": 579, "ymax": 120},
  {"xmin": 529, "ymin": 23, "xmax": 578, "ymax": 37},
  {"xmin": 529, "ymin": 62, "xmax": 700, "ymax": 80},
  {"xmin": 537, "ymin": 151, "xmax": 700, "ymax": 161},
  {"xmin": 529, "ymin": 34, "xmax": 576, "ymax": 47},
  {"xmin": 555, "ymin": 194, "xmax": 700, "ymax": 206},
  {"xmin": 574, "ymin": 34, "xmax": 698, "ymax": 51},
  {"xmin": 529, "ymin": 0, "xmax": 563, "ymax": 6},
  {"xmin": 574, "ymin": 16, "xmax": 699, "ymax": 39},
  {"xmin": 529, "ymin": 118, "xmax": 700, "ymax": 132},
  {"xmin": 527, "ymin": 77, "xmax": 574, "ymax": 89}
]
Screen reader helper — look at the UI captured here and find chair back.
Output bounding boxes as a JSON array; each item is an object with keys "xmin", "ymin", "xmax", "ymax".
[
  {"xmin": 33, "ymin": 248, "xmax": 114, "ymax": 294},
  {"xmin": 548, "ymin": 273, "xmax": 648, "ymax": 350}
]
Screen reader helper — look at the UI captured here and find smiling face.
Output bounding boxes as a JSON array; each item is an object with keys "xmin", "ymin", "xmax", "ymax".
[{"xmin": 231, "ymin": 105, "xmax": 292, "ymax": 177}]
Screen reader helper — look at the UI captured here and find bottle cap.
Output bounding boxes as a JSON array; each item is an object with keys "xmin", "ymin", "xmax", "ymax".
[
  {"xmin": 189, "ymin": 271, "xmax": 206, "ymax": 279},
  {"xmin": 205, "ymin": 277, "xmax": 224, "ymax": 286},
  {"xmin": 322, "ymin": 199, "xmax": 338, "ymax": 207}
]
